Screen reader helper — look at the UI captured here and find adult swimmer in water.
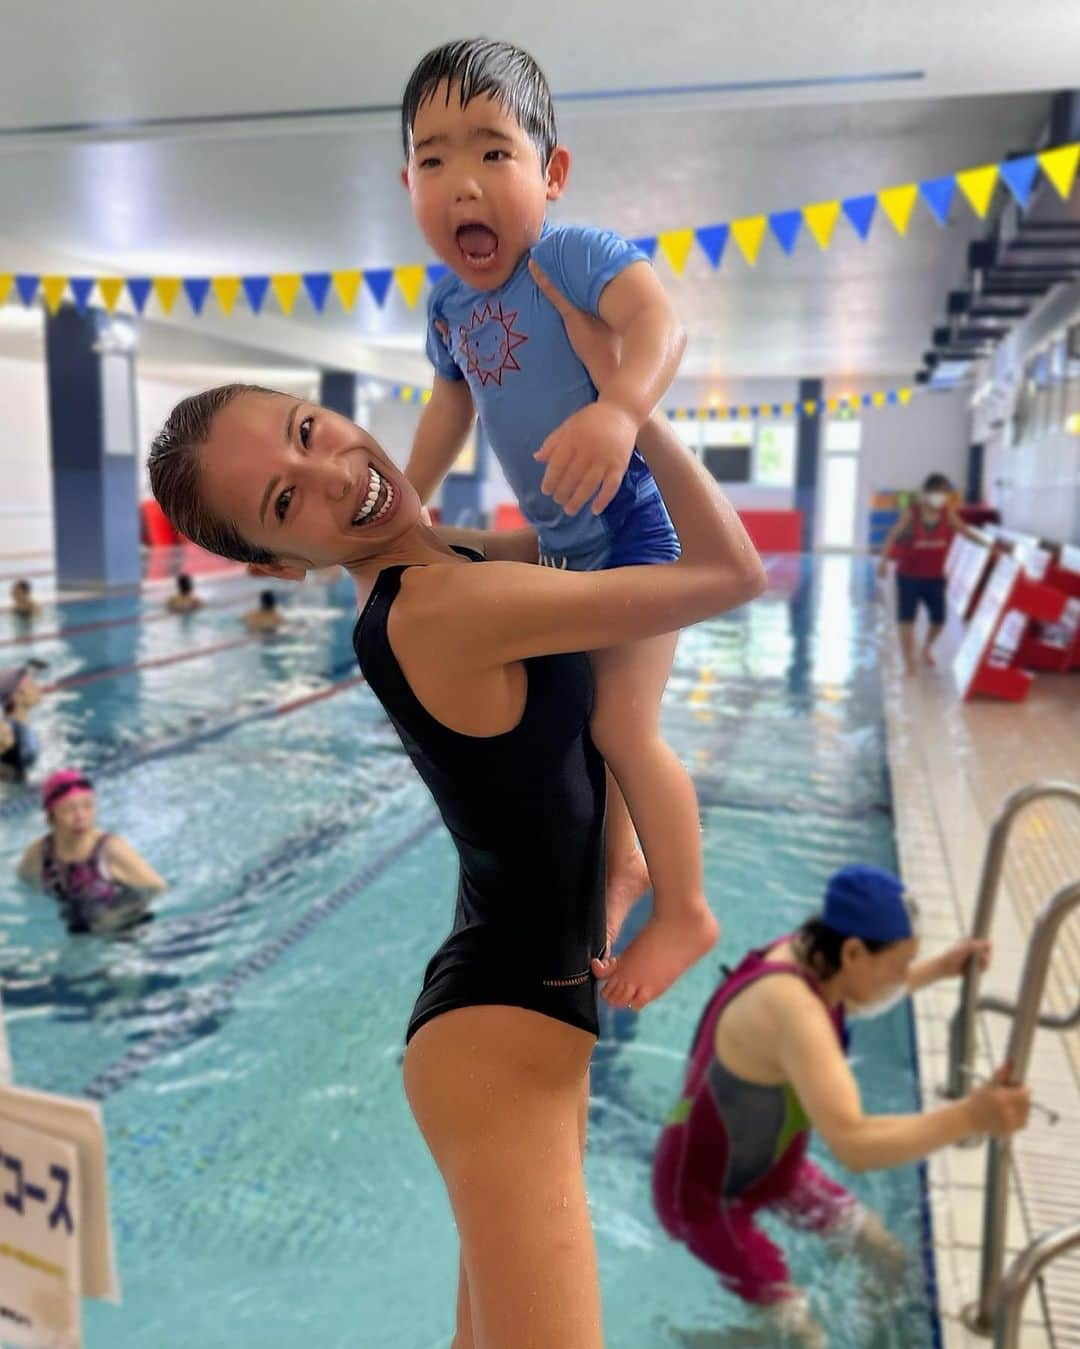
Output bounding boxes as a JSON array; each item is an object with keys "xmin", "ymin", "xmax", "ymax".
[
  {"xmin": 17, "ymin": 771, "xmax": 168, "ymax": 936},
  {"xmin": 146, "ymin": 268, "xmax": 767, "ymax": 1349},
  {"xmin": 653, "ymin": 864, "xmax": 1032, "ymax": 1347}
]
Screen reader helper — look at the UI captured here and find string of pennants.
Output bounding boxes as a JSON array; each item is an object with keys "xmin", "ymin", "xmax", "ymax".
[
  {"xmin": 1, "ymin": 143, "xmax": 1076, "ymax": 320},
  {"xmin": 666, "ymin": 386, "xmax": 915, "ymax": 422}
]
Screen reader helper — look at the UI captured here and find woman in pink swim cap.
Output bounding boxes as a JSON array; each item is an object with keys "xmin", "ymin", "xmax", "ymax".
[{"xmin": 15, "ymin": 771, "xmax": 167, "ymax": 935}]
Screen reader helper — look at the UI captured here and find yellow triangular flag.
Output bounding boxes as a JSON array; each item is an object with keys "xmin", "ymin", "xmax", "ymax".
[
  {"xmin": 878, "ymin": 184, "xmax": 918, "ymax": 236},
  {"xmin": 1038, "ymin": 143, "xmax": 1080, "ymax": 201},
  {"xmin": 0, "ymin": 274, "xmax": 11, "ymax": 306},
  {"xmin": 271, "ymin": 274, "xmax": 301, "ymax": 316},
  {"xmin": 781, "ymin": 402, "xmax": 794, "ymax": 417},
  {"xmin": 803, "ymin": 399, "xmax": 818, "ymax": 416},
  {"xmin": 956, "ymin": 164, "xmax": 999, "ymax": 219},
  {"xmin": 739, "ymin": 405, "xmax": 752, "ymax": 419},
  {"xmin": 658, "ymin": 229, "xmax": 695, "ymax": 276},
  {"xmin": 898, "ymin": 387, "xmax": 913, "ymax": 406},
  {"xmin": 154, "ymin": 278, "xmax": 182, "ymax": 314},
  {"xmin": 803, "ymin": 200, "xmax": 841, "ymax": 250},
  {"xmin": 332, "ymin": 270, "xmax": 363, "ymax": 311},
  {"xmin": 872, "ymin": 391, "xmax": 887, "ymax": 409},
  {"xmin": 731, "ymin": 217, "xmax": 767, "ymax": 266},
  {"xmin": 697, "ymin": 407, "xmax": 708, "ymax": 421},
  {"xmin": 420, "ymin": 388, "xmax": 432, "ymax": 405},
  {"xmin": 40, "ymin": 276, "xmax": 68, "ymax": 315},
  {"xmin": 674, "ymin": 408, "xmax": 687, "ymax": 421},
  {"xmin": 400, "ymin": 386, "xmax": 415, "ymax": 404},
  {"xmin": 716, "ymin": 406, "xmax": 728, "ymax": 418},
  {"xmin": 212, "ymin": 277, "xmax": 242, "ymax": 316},
  {"xmin": 394, "ymin": 265, "xmax": 426, "ymax": 310},
  {"xmin": 98, "ymin": 278, "xmax": 124, "ymax": 313},
  {"xmin": 826, "ymin": 397, "xmax": 839, "ymax": 413}
]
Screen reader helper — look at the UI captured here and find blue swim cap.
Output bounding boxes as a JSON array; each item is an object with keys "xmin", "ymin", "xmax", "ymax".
[{"xmin": 823, "ymin": 865, "xmax": 913, "ymax": 943}]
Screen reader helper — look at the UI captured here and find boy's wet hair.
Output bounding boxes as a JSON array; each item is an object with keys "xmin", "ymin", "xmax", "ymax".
[
  {"xmin": 401, "ymin": 38, "xmax": 557, "ymax": 167},
  {"xmin": 922, "ymin": 472, "xmax": 952, "ymax": 493}
]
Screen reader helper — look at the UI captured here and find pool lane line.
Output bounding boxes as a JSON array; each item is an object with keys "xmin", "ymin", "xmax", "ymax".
[
  {"xmin": 0, "ymin": 566, "xmax": 251, "ymax": 612},
  {"xmin": 0, "ymin": 567, "xmax": 55, "ymax": 582},
  {"xmin": 41, "ymin": 635, "xmax": 262, "ymax": 692},
  {"xmin": 81, "ymin": 811, "xmax": 442, "ymax": 1102},
  {"xmin": 0, "ymin": 593, "xmax": 257, "ymax": 650},
  {"xmin": 0, "ymin": 657, "xmax": 365, "ymax": 821}
]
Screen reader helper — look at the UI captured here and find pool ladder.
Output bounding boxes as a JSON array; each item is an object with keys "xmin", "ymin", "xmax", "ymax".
[{"xmin": 938, "ymin": 780, "xmax": 1080, "ymax": 1339}]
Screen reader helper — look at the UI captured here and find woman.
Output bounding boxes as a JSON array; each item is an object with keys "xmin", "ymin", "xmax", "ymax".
[
  {"xmin": 653, "ymin": 863, "xmax": 1031, "ymax": 1347},
  {"xmin": 0, "ymin": 664, "xmax": 43, "ymax": 784},
  {"xmin": 877, "ymin": 473, "xmax": 981, "ymax": 674},
  {"xmin": 17, "ymin": 770, "xmax": 167, "ymax": 935},
  {"xmin": 146, "ymin": 268, "xmax": 767, "ymax": 1348},
  {"xmin": 242, "ymin": 589, "xmax": 286, "ymax": 632}
]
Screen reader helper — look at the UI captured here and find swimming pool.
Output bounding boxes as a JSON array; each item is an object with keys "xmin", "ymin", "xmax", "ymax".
[{"xmin": 0, "ymin": 555, "xmax": 940, "ymax": 1348}]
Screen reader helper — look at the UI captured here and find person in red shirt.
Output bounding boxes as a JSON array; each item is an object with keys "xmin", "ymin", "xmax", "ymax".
[{"xmin": 877, "ymin": 474, "xmax": 980, "ymax": 675}]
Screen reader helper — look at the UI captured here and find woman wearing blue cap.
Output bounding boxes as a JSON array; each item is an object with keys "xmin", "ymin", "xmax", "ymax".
[{"xmin": 653, "ymin": 863, "xmax": 1031, "ymax": 1347}]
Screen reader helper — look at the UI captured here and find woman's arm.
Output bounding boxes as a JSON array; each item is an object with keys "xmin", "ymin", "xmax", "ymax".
[
  {"xmin": 768, "ymin": 977, "xmax": 1029, "ymax": 1172},
  {"xmin": 16, "ymin": 838, "xmax": 44, "ymax": 887},
  {"xmin": 104, "ymin": 836, "xmax": 167, "ymax": 895},
  {"xmin": 908, "ymin": 938, "xmax": 991, "ymax": 994}
]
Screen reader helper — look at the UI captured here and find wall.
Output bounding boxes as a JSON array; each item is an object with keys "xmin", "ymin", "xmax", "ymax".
[
  {"xmin": 984, "ymin": 430, "xmax": 1079, "ymax": 544},
  {"xmin": 0, "ymin": 355, "xmax": 52, "ymax": 558}
]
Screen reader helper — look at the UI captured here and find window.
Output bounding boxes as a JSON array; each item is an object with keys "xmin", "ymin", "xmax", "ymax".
[
  {"xmin": 703, "ymin": 447, "xmax": 752, "ymax": 483},
  {"xmin": 755, "ymin": 423, "xmax": 796, "ymax": 486}
]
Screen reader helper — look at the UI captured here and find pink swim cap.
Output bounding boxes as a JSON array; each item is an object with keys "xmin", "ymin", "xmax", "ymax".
[{"xmin": 41, "ymin": 770, "xmax": 94, "ymax": 812}]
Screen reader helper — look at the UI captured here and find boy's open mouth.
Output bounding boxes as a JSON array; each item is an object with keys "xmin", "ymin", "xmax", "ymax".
[{"xmin": 456, "ymin": 222, "xmax": 499, "ymax": 270}]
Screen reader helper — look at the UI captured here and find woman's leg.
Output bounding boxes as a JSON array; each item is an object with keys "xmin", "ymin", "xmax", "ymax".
[
  {"xmin": 452, "ymin": 1069, "xmax": 591, "ymax": 1349},
  {"xmin": 405, "ymin": 1005, "xmax": 602, "ymax": 1349},
  {"xmin": 590, "ymin": 634, "xmax": 718, "ymax": 1010}
]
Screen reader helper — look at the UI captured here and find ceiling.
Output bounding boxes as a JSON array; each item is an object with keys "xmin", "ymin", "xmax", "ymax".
[{"xmin": 0, "ymin": 0, "xmax": 1073, "ymax": 379}]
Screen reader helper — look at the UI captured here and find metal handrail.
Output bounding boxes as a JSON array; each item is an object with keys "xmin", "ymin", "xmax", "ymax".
[
  {"xmin": 994, "ymin": 1221, "xmax": 1080, "ymax": 1348},
  {"xmin": 945, "ymin": 780, "xmax": 1080, "ymax": 1100},
  {"xmin": 961, "ymin": 879, "xmax": 1080, "ymax": 1336}
]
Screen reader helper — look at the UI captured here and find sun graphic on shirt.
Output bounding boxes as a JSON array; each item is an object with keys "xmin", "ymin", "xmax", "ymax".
[{"xmin": 458, "ymin": 302, "xmax": 528, "ymax": 387}]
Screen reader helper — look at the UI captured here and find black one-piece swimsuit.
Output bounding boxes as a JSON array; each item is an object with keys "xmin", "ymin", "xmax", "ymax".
[{"xmin": 353, "ymin": 549, "xmax": 607, "ymax": 1043}]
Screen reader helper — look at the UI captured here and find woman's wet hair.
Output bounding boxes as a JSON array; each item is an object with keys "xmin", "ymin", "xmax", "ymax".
[
  {"xmin": 259, "ymin": 590, "xmax": 276, "ymax": 611},
  {"xmin": 176, "ymin": 573, "xmax": 194, "ymax": 595},
  {"xmin": 149, "ymin": 384, "xmax": 279, "ymax": 566},
  {"xmin": 922, "ymin": 473, "xmax": 952, "ymax": 493}
]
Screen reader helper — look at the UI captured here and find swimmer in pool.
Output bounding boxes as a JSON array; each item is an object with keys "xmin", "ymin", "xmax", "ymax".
[
  {"xmin": 17, "ymin": 770, "xmax": 168, "ymax": 935},
  {"xmin": 10, "ymin": 579, "xmax": 42, "ymax": 620},
  {"xmin": 0, "ymin": 664, "xmax": 43, "ymax": 784},
  {"xmin": 653, "ymin": 864, "xmax": 1032, "ymax": 1347},
  {"xmin": 242, "ymin": 589, "xmax": 286, "ymax": 632},
  {"xmin": 165, "ymin": 572, "xmax": 205, "ymax": 614},
  {"xmin": 147, "ymin": 278, "xmax": 766, "ymax": 1348}
]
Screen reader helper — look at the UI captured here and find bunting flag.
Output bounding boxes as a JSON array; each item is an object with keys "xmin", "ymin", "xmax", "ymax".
[
  {"xmin": 956, "ymin": 164, "xmax": 999, "ymax": 219},
  {"xmin": 731, "ymin": 216, "xmax": 766, "ymax": 265},
  {"xmin": 658, "ymin": 229, "xmax": 695, "ymax": 275},
  {"xmin": 803, "ymin": 200, "xmax": 840, "ymax": 251},
  {"xmin": 663, "ymin": 384, "xmax": 916, "ymax": 421},
  {"xmin": 4, "ymin": 143, "xmax": 1077, "ymax": 321}
]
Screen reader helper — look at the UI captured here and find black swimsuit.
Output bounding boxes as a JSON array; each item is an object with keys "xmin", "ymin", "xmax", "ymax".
[{"xmin": 353, "ymin": 550, "xmax": 607, "ymax": 1043}]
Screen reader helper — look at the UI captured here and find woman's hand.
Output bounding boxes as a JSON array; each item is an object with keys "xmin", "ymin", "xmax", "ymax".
[
  {"xmin": 934, "ymin": 938, "xmax": 992, "ymax": 981},
  {"xmin": 528, "ymin": 260, "xmax": 622, "ymax": 392},
  {"xmin": 966, "ymin": 1064, "xmax": 1031, "ymax": 1137}
]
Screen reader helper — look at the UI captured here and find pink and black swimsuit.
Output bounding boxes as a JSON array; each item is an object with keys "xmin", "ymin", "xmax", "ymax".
[
  {"xmin": 653, "ymin": 943, "xmax": 861, "ymax": 1305},
  {"xmin": 40, "ymin": 833, "xmax": 143, "ymax": 935}
]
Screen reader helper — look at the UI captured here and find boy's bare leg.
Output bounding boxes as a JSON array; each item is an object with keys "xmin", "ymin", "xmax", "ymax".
[
  {"xmin": 898, "ymin": 622, "xmax": 919, "ymax": 676},
  {"xmin": 589, "ymin": 634, "xmax": 718, "ymax": 1010},
  {"xmin": 602, "ymin": 768, "xmax": 651, "ymax": 954},
  {"xmin": 924, "ymin": 622, "xmax": 944, "ymax": 665}
]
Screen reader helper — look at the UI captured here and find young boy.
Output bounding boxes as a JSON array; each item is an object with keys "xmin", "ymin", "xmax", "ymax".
[{"xmin": 400, "ymin": 38, "xmax": 720, "ymax": 1010}]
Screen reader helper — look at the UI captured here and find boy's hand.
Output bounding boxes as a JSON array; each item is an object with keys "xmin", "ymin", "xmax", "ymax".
[{"xmin": 535, "ymin": 401, "xmax": 638, "ymax": 516}]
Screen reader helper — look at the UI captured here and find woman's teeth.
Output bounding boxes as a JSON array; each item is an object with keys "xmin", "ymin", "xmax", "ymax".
[{"xmin": 351, "ymin": 467, "xmax": 395, "ymax": 527}]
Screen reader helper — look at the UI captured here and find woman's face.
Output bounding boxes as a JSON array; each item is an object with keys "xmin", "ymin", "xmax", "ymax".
[
  {"xmin": 840, "ymin": 936, "xmax": 919, "ymax": 1016},
  {"xmin": 50, "ymin": 790, "xmax": 96, "ymax": 836},
  {"xmin": 199, "ymin": 393, "xmax": 424, "ymax": 577},
  {"xmin": 11, "ymin": 675, "xmax": 41, "ymax": 715}
]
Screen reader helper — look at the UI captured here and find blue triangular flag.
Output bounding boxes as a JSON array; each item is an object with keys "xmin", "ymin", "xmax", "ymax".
[
  {"xmin": 999, "ymin": 156, "xmax": 1038, "ymax": 208},
  {"xmin": 426, "ymin": 263, "xmax": 450, "ymax": 286},
  {"xmin": 243, "ymin": 276, "xmax": 270, "ymax": 313},
  {"xmin": 15, "ymin": 275, "xmax": 39, "ymax": 306},
  {"xmin": 887, "ymin": 390, "xmax": 898, "ymax": 405},
  {"xmin": 183, "ymin": 278, "xmax": 211, "ymax": 315},
  {"xmin": 919, "ymin": 176, "xmax": 956, "ymax": 227},
  {"xmin": 127, "ymin": 278, "xmax": 152, "ymax": 314},
  {"xmin": 303, "ymin": 273, "xmax": 332, "ymax": 312},
  {"xmin": 695, "ymin": 224, "xmax": 729, "ymax": 269},
  {"xmin": 842, "ymin": 195, "xmax": 876, "ymax": 240},
  {"xmin": 69, "ymin": 278, "xmax": 95, "ymax": 313},
  {"xmin": 861, "ymin": 393, "xmax": 872, "ymax": 408},
  {"xmin": 708, "ymin": 408, "xmax": 717, "ymax": 419},
  {"xmin": 771, "ymin": 404, "xmax": 782, "ymax": 417},
  {"xmin": 749, "ymin": 405, "xmax": 759, "ymax": 417},
  {"xmin": 364, "ymin": 268, "xmax": 394, "ymax": 307},
  {"xmin": 769, "ymin": 210, "xmax": 802, "ymax": 256},
  {"xmin": 632, "ymin": 236, "xmax": 659, "ymax": 261}
]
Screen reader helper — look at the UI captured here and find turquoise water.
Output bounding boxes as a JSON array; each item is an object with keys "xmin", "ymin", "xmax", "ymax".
[{"xmin": 0, "ymin": 556, "xmax": 939, "ymax": 1348}]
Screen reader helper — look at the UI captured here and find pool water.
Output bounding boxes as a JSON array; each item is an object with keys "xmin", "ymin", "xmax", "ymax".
[{"xmin": 0, "ymin": 556, "xmax": 940, "ymax": 1348}]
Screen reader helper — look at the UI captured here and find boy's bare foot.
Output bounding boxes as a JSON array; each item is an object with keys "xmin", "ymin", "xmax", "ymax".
[
  {"xmin": 595, "ymin": 849, "xmax": 651, "ymax": 978},
  {"xmin": 923, "ymin": 646, "xmax": 936, "ymax": 666},
  {"xmin": 595, "ymin": 903, "xmax": 719, "ymax": 1010}
]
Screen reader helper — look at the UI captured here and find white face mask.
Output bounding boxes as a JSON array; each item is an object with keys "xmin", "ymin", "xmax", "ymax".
[
  {"xmin": 924, "ymin": 492, "xmax": 947, "ymax": 510},
  {"xmin": 848, "ymin": 983, "xmax": 909, "ymax": 1020}
]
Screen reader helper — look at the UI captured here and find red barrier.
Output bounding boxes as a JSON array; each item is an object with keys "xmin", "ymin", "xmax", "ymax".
[
  {"xmin": 490, "ymin": 503, "xmax": 803, "ymax": 553},
  {"xmin": 140, "ymin": 499, "xmax": 182, "ymax": 548}
]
